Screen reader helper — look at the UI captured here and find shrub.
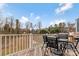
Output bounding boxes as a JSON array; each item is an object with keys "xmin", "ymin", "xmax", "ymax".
[{"xmin": 39, "ymin": 29, "xmax": 49, "ymax": 34}]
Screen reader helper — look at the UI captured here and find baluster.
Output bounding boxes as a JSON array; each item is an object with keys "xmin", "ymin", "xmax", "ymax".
[
  {"xmin": 27, "ymin": 35, "xmax": 28, "ymax": 49},
  {"xmin": 19, "ymin": 35, "xmax": 21, "ymax": 51},
  {"xmin": 31, "ymin": 34, "xmax": 33, "ymax": 48},
  {"xmin": 0, "ymin": 36, "xmax": 2, "ymax": 56},
  {"xmin": 21, "ymin": 35, "xmax": 23, "ymax": 50},
  {"xmin": 5, "ymin": 36, "xmax": 7, "ymax": 55},
  {"xmin": 14, "ymin": 36, "xmax": 16, "ymax": 52},
  {"xmin": 28, "ymin": 34, "xmax": 30, "ymax": 48},
  {"xmin": 21, "ymin": 35, "xmax": 22, "ymax": 50},
  {"xmin": 18, "ymin": 35, "xmax": 19, "ymax": 51},
  {"xmin": 24, "ymin": 35, "xmax": 26, "ymax": 49},
  {"xmin": 23, "ymin": 35, "xmax": 25, "ymax": 49},
  {"xmin": 16, "ymin": 35, "xmax": 18, "ymax": 52},
  {"xmin": 20, "ymin": 35, "xmax": 22, "ymax": 50},
  {"xmin": 24, "ymin": 34, "xmax": 26, "ymax": 49},
  {"xmin": 22, "ymin": 35, "xmax": 23, "ymax": 50},
  {"xmin": 22, "ymin": 35, "xmax": 24, "ymax": 50},
  {"xmin": 13, "ymin": 35, "xmax": 15, "ymax": 53},
  {"xmin": 9, "ymin": 36, "xmax": 11, "ymax": 54},
  {"xmin": 29, "ymin": 34, "xmax": 32, "ymax": 48},
  {"xmin": 11, "ymin": 36, "xmax": 13, "ymax": 54}
]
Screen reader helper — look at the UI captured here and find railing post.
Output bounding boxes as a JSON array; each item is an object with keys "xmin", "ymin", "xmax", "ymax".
[
  {"xmin": 29, "ymin": 33, "xmax": 33, "ymax": 48},
  {"xmin": 0, "ymin": 36, "xmax": 2, "ymax": 56}
]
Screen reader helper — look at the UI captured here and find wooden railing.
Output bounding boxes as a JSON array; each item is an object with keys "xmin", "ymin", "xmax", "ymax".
[
  {"xmin": 0, "ymin": 34, "xmax": 57, "ymax": 56},
  {"xmin": 0, "ymin": 34, "xmax": 45, "ymax": 56},
  {"xmin": 0, "ymin": 34, "xmax": 33, "ymax": 56}
]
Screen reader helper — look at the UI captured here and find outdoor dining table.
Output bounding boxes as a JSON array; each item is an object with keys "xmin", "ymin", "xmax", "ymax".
[{"xmin": 47, "ymin": 35, "xmax": 79, "ymax": 56}]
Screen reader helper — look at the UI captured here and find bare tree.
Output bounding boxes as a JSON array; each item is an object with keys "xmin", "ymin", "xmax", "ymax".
[
  {"xmin": 54, "ymin": 24, "xmax": 58, "ymax": 27},
  {"xmin": 3, "ymin": 17, "xmax": 10, "ymax": 34},
  {"xmin": 38, "ymin": 21, "xmax": 42, "ymax": 30},
  {"xmin": 0, "ymin": 18, "xmax": 3, "ymax": 33},
  {"xmin": 68, "ymin": 22, "xmax": 75, "ymax": 32},
  {"xmin": 59, "ymin": 22, "xmax": 66, "ymax": 32},
  {"xmin": 37, "ymin": 21, "xmax": 42, "ymax": 33},
  {"xmin": 25, "ymin": 21, "xmax": 31, "ymax": 33},
  {"xmin": 15, "ymin": 19, "xmax": 20, "ymax": 34},
  {"xmin": 9, "ymin": 16, "xmax": 14, "ymax": 33}
]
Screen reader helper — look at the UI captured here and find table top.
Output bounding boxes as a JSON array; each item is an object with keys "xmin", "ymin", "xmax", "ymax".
[
  {"xmin": 46, "ymin": 35, "xmax": 79, "ymax": 42},
  {"xmin": 47, "ymin": 35, "xmax": 68, "ymax": 42}
]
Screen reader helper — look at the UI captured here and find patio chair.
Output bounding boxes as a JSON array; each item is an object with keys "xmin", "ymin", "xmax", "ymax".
[
  {"xmin": 57, "ymin": 33, "xmax": 69, "ymax": 55},
  {"xmin": 42, "ymin": 35, "xmax": 64, "ymax": 56},
  {"xmin": 42, "ymin": 35, "xmax": 49, "ymax": 56},
  {"xmin": 42, "ymin": 35, "xmax": 48, "ymax": 49}
]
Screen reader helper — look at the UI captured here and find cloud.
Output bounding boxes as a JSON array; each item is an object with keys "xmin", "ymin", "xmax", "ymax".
[
  {"xmin": 30, "ymin": 13, "xmax": 34, "ymax": 17},
  {"xmin": 49, "ymin": 19, "xmax": 66, "ymax": 26},
  {"xmin": 55, "ymin": 3, "xmax": 73, "ymax": 14},
  {"xmin": 19, "ymin": 15, "xmax": 41, "ymax": 28},
  {"xmin": 35, "ymin": 16, "xmax": 40, "ymax": 20},
  {"xmin": 20, "ymin": 16, "xmax": 29, "ymax": 22},
  {"xmin": 19, "ymin": 16, "xmax": 31, "ymax": 28}
]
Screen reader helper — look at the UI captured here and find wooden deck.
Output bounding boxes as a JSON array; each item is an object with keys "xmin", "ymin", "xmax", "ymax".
[{"xmin": 9, "ymin": 42, "xmax": 79, "ymax": 56}]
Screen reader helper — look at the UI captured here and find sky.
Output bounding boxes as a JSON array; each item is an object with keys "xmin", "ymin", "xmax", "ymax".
[{"xmin": 0, "ymin": 3, "xmax": 79, "ymax": 28}]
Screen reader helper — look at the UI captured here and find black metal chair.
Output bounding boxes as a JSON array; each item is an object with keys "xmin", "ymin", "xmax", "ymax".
[
  {"xmin": 42, "ymin": 35, "xmax": 48, "ymax": 49},
  {"xmin": 42, "ymin": 35, "xmax": 58, "ymax": 56},
  {"xmin": 42, "ymin": 35, "xmax": 49, "ymax": 56},
  {"xmin": 47, "ymin": 36, "xmax": 64, "ymax": 56},
  {"xmin": 56, "ymin": 33, "xmax": 68, "ymax": 55}
]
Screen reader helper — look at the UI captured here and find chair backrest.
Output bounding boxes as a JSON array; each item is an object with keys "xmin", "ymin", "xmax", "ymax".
[
  {"xmin": 43, "ymin": 35, "xmax": 48, "ymax": 44},
  {"xmin": 58, "ymin": 33, "xmax": 68, "ymax": 39},
  {"xmin": 47, "ymin": 36, "xmax": 57, "ymax": 48}
]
